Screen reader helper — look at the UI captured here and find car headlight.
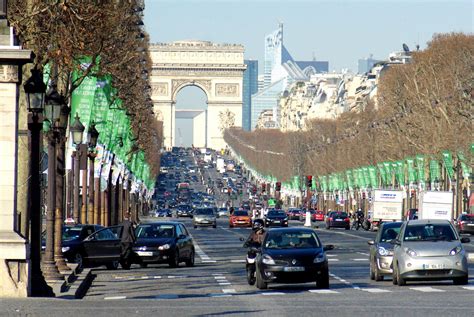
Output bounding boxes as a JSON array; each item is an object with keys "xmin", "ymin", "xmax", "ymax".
[
  {"xmin": 377, "ymin": 247, "xmax": 389, "ymax": 256},
  {"xmin": 262, "ymin": 254, "xmax": 275, "ymax": 265},
  {"xmin": 313, "ymin": 253, "xmax": 326, "ymax": 263},
  {"xmin": 406, "ymin": 248, "xmax": 418, "ymax": 257},
  {"xmin": 449, "ymin": 246, "xmax": 462, "ymax": 256},
  {"xmin": 61, "ymin": 246, "xmax": 70, "ymax": 253},
  {"xmin": 158, "ymin": 244, "xmax": 171, "ymax": 250},
  {"xmin": 284, "ymin": 218, "xmax": 288, "ymax": 221}
]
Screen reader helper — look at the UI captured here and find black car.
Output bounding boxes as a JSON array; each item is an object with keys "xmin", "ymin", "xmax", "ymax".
[
  {"xmin": 155, "ymin": 208, "xmax": 172, "ymax": 217},
  {"xmin": 133, "ymin": 222, "xmax": 195, "ymax": 268},
  {"xmin": 254, "ymin": 227, "xmax": 333, "ymax": 289},
  {"xmin": 176, "ymin": 204, "xmax": 193, "ymax": 217},
  {"xmin": 57, "ymin": 225, "xmax": 121, "ymax": 270},
  {"xmin": 264, "ymin": 209, "xmax": 289, "ymax": 227},
  {"xmin": 325, "ymin": 211, "xmax": 350, "ymax": 230}
]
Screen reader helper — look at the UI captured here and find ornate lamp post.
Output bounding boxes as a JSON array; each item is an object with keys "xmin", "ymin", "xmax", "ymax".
[
  {"xmin": 23, "ymin": 68, "xmax": 54, "ymax": 295},
  {"xmin": 87, "ymin": 122, "xmax": 99, "ymax": 224},
  {"xmin": 40, "ymin": 86, "xmax": 63, "ymax": 280},
  {"xmin": 46, "ymin": 87, "xmax": 71, "ymax": 272},
  {"xmin": 70, "ymin": 113, "xmax": 85, "ymax": 223}
]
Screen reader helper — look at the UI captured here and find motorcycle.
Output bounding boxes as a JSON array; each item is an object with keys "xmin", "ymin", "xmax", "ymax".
[
  {"xmin": 240, "ymin": 237, "xmax": 258, "ymax": 285},
  {"xmin": 352, "ymin": 216, "xmax": 370, "ymax": 231}
]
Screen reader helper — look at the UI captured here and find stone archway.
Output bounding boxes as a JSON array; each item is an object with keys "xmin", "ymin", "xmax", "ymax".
[{"xmin": 150, "ymin": 40, "xmax": 246, "ymax": 150}]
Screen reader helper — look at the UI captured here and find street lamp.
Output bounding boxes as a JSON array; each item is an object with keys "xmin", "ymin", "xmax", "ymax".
[
  {"xmin": 87, "ymin": 122, "xmax": 99, "ymax": 224},
  {"xmin": 70, "ymin": 113, "xmax": 85, "ymax": 224},
  {"xmin": 23, "ymin": 68, "xmax": 54, "ymax": 296}
]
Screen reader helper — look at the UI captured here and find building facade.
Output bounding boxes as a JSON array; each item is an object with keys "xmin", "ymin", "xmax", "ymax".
[{"xmin": 242, "ymin": 59, "xmax": 258, "ymax": 131}]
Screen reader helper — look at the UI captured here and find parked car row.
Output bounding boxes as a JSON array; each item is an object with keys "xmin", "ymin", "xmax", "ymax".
[{"xmin": 48, "ymin": 222, "xmax": 195, "ymax": 271}]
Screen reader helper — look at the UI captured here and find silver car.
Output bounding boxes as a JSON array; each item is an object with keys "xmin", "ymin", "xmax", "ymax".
[
  {"xmin": 391, "ymin": 219, "xmax": 470, "ymax": 286},
  {"xmin": 193, "ymin": 208, "xmax": 217, "ymax": 229},
  {"xmin": 368, "ymin": 221, "xmax": 403, "ymax": 281}
]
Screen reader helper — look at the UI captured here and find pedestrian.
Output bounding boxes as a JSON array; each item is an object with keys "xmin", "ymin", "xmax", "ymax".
[{"xmin": 120, "ymin": 212, "xmax": 137, "ymax": 270}]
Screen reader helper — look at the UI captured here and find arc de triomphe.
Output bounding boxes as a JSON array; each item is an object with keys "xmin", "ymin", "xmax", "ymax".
[{"xmin": 150, "ymin": 40, "xmax": 246, "ymax": 150}]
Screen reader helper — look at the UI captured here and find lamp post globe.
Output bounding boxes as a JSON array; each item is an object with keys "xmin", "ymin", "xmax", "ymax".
[
  {"xmin": 87, "ymin": 121, "xmax": 99, "ymax": 149},
  {"xmin": 23, "ymin": 68, "xmax": 46, "ymax": 113},
  {"xmin": 70, "ymin": 113, "xmax": 85, "ymax": 146}
]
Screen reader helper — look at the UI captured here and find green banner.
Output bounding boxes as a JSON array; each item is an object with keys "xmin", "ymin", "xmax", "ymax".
[
  {"xmin": 378, "ymin": 163, "xmax": 387, "ymax": 186},
  {"xmin": 362, "ymin": 167, "xmax": 370, "ymax": 189},
  {"xmin": 406, "ymin": 158, "xmax": 416, "ymax": 183},
  {"xmin": 457, "ymin": 151, "xmax": 471, "ymax": 179},
  {"xmin": 383, "ymin": 162, "xmax": 392, "ymax": 185},
  {"xmin": 429, "ymin": 159, "xmax": 441, "ymax": 182},
  {"xmin": 416, "ymin": 155, "xmax": 426, "ymax": 185},
  {"xmin": 441, "ymin": 151, "xmax": 454, "ymax": 179},
  {"xmin": 368, "ymin": 166, "xmax": 377, "ymax": 188},
  {"xmin": 346, "ymin": 170, "xmax": 354, "ymax": 190},
  {"xmin": 395, "ymin": 161, "xmax": 405, "ymax": 186}
]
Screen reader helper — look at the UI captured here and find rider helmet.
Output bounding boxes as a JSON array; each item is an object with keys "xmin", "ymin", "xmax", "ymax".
[{"xmin": 253, "ymin": 219, "xmax": 264, "ymax": 230}]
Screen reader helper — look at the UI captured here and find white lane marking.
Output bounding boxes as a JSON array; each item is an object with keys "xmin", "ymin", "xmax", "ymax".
[
  {"xmin": 153, "ymin": 276, "xmax": 161, "ymax": 279},
  {"xmin": 357, "ymin": 252, "xmax": 370, "ymax": 256},
  {"xmin": 326, "ymin": 254, "xmax": 338, "ymax": 257},
  {"xmin": 328, "ymin": 259, "xmax": 339, "ymax": 262},
  {"xmin": 218, "ymin": 282, "xmax": 231, "ymax": 285},
  {"xmin": 409, "ymin": 287, "xmax": 445, "ymax": 293},
  {"xmin": 212, "ymin": 273, "xmax": 228, "ymax": 276},
  {"xmin": 352, "ymin": 258, "xmax": 369, "ymax": 261},
  {"xmin": 360, "ymin": 288, "xmax": 391, "ymax": 293},
  {"xmin": 202, "ymin": 260, "xmax": 217, "ymax": 263},
  {"xmin": 104, "ymin": 296, "xmax": 127, "ymax": 300},
  {"xmin": 330, "ymin": 273, "xmax": 353, "ymax": 286},
  {"xmin": 462, "ymin": 286, "xmax": 474, "ymax": 290},
  {"xmin": 222, "ymin": 289, "xmax": 236, "ymax": 293},
  {"xmin": 214, "ymin": 276, "xmax": 227, "ymax": 280},
  {"xmin": 309, "ymin": 289, "xmax": 339, "ymax": 294},
  {"xmin": 261, "ymin": 292, "xmax": 286, "ymax": 296},
  {"xmin": 210, "ymin": 294, "xmax": 233, "ymax": 297},
  {"xmin": 194, "ymin": 241, "xmax": 214, "ymax": 262},
  {"xmin": 230, "ymin": 259, "xmax": 246, "ymax": 263},
  {"xmin": 315, "ymin": 229, "xmax": 370, "ymax": 241}
]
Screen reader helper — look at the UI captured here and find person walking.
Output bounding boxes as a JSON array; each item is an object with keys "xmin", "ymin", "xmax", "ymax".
[{"xmin": 120, "ymin": 212, "xmax": 137, "ymax": 270}]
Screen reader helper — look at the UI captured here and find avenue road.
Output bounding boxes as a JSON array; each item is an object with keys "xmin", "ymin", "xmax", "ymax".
[{"xmin": 2, "ymin": 216, "xmax": 474, "ymax": 316}]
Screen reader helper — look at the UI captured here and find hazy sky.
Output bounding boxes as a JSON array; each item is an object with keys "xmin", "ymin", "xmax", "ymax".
[
  {"xmin": 143, "ymin": 0, "xmax": 472, "ymax": 146},
  {"xmin": 144, "ymin": 0, "xmax": 472, "ymax": 72}
]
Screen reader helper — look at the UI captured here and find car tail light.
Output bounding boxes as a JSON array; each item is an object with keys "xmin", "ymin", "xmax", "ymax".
[
  {"xmin": 344, "ymin": 217, "xmax": 350, "ymax": 222},
  {"xmin": 329, "ymin": 217, "xmax": 333, "ymax": 221}
]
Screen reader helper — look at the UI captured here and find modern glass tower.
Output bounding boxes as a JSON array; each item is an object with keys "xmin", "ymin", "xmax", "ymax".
[{"xmin": 242, "ymin": 60, "xmax": 258, "ymax": 131}]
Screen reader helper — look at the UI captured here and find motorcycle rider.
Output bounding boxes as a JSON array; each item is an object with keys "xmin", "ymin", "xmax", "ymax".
[
  {"xmin": 353, "ymin": 208, "xmax": 365, "ymax": 230},
  {"xmin": 243, "ymin": 219, "xmax": 266, "ymax": 285}
]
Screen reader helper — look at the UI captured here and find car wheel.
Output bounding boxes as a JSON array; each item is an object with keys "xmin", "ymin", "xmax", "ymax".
[
  {"xmin": 247, "ymin": 267, "xmax": 256, "ymax": 285},
  {"xmin": 396, "ymin": 264, "xmax": 406, "ymax": 286},
  {"xmin": 106, "ymin": 261, "xmax": 119, "ymax": 270},
  {"xmin": 73, "ymin": 253, "xmax": 84, "ymax": 270},
  {"xmin": 326, "ymin": 225, "xmax": 330, "ymax": 230},
  {"xmin": 369, "ymin": 261, "xmax": 375, "ymax": 280},
  {"xmin": 317, "ymin": 270, "xmax": 330, "ymax": 289},
  {"xmin": 194, "ymin": 225, "xmax": 197, "ymax": 229},
  {"xmin": 169, "ymin": 250, "xmax": 180, "ymax": 268},
  {"xmin": 140, "ymin": 263, "xmax": 148, "ymax": 268},
  {"xmin": 392, "ymin": 262, "xmax": 398, "ymax": 285},
  {"xmin": 255, "ymin": 267, "xmax": 267, "ymax": 290},
  {"xmin": 345, "ymin": 226, "xmax": 350, "ymax": 230},
  {"xmin": 213, "ymin": 224, "xmax": 217, "ymax": 228},
  {"xmin": 453, "ymin": 275, "xmax": 468, "ymax": 285},
  {"xmin": 185, "ymin": 249, "xmax": 195, "ymax": 267}
]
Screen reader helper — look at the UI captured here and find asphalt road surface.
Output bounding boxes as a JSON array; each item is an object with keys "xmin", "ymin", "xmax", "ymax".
[{"xmin": 3, "ymin": 217, "xmax": 474, "ymax": 317}]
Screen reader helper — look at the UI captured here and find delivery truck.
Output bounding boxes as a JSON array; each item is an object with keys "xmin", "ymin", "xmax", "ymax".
[
  {"xmin": 370, "ymin": 190, "xmax": 404, "ymax": 229},
  {"xmin": 418, "ymin": 191, "xmax": 453, "ymax": 221}
]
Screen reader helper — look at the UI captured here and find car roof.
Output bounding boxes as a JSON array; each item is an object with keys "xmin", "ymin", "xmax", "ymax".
[
  {"xmin": 266, "ymin": 227, "xmax": 316, "ymax": 233},
  {"xmin": 380, "ymin": 221, "xmax": 403, "ymax": 228},
  {"xmin": 138, "ymin": 221, "xmax": 181, "ymax": 226},
  {"xmin": 406, "ymin": 219, "xmax": 451, "ymax": 225}
]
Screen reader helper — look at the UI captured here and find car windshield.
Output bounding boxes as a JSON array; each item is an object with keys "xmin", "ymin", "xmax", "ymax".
[
  {"xmin": 331, "ymin": 212, "xmax": 348, "ymax": 218},
  {"xmin": 233, "ymin": 210, "xmax": 248, "ymax": 216},
  {"xmin": 136, "ymin": 224, "xmax": 175, "ymax": 239},
  {"xmin": 460, "ymin": 214, "xmax": 474, "ymax": 221},
  {"xmin": 379, "ymin": 224, "xmax": 402, "ymax": 242},
  {"xmin": 268, "ymin": 210, "xmax": 286, "ymax": 216},
  {"xmin": 403, "ymin": 224, "xmax": 456, "ymax": 241},
  {"xmin": 195, "ymin": 209, "xmax": 214, "ymax": 215},
  {"xmin": 63, "ymin": 227, "xmax": 82, "ymax": 241},
  {"xmin": 265, "ymin": 231, "xmax": 320, "ymax": 249}
]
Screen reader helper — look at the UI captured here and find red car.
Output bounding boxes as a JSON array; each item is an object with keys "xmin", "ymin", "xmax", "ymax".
[
  {"xmin": 299, "ymin": 209, "xmax": 324, "ymax": 222},
  {"xmin": 229, "ymin": 209, "xmax": 252, "ymax": 228}
]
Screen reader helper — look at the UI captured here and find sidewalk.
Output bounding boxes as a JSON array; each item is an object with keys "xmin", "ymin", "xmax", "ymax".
[{"xmin": 49, "ymin": 264, "xmax": 94, "ymax": 299}]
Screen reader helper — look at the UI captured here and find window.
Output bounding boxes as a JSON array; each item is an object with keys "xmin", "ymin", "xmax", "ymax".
[
  {"xmin": 403, "ymin": 224, "xmax": 456, "ymax": 241},
  {"xmin": 94, "ymin": 228, "xmax": 115, "ymax": 241},
  {"xmin": 265, "ymin": 231, "xmax": 320, "ymax": 249},
  {"xmin": 179, "ymin": 224, "xmax": 189, "ymax": 236}
]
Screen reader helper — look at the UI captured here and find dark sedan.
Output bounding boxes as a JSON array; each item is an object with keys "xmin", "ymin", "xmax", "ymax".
[
  {"xmin": 287, "ymin": 208, "xmax": 302, "ymax": 220},
  {"xmin": 456, "ymin": 214, "xmax": 474, "ymax": 234},
  {"xmin": 254, "ymin": 227, "xmax": 333, "ymax": 289},
  {"xmin": 264, "ymin": 209, "xmax": 289, "ymax": 227},
  {"xmin": 325, "ymin": 211, "xmax": 350, "ymax": 230},
  {"xmin": 176, "ymin": 204, "xmax": 193, "ymax": 217},
  {"xmin": 133, "ymin": 222, "xmax": 195, "ymax": 268}
]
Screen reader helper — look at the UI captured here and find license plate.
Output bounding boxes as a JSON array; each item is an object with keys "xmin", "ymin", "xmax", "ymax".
[
  {"xmin": 335, "ymin": 219, "xmax": 343, "ymax": 221},
  {"xmin": 137, "ymin": 251, "xmax": 153, "ymax": 256},
  {"xmin": 467, "ymin": 224, "xmax": 474, "ymax": 226},
  {"xmin": 423, "ymin": 263, "xmax": 446, "ymax": 269},
  {"xmin": 284, "ymin": 266, "xmax": 305, "ymax": 272}
]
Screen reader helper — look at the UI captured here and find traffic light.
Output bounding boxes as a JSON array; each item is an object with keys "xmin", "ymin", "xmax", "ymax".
[
  {"xmin": 275, "ymin": 181, "xmax": 281, "ymax": 191},
  {"xmin": 306, "ymin": 175, "xmax": 312, "ymax": 187}
]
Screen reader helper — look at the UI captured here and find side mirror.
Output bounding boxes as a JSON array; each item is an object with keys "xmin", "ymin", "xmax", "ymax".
[
  {"xmin": 390, "ymin": 239, "xmax": 400, "ymax": 245},
  {"xmin": 460, "ymin": 237, "xmax": 470, "ymax": 243},
  {"xmin": 323, "ymin": 244, "xmax": 334, "ymax": 251},
  {"xmin": 178, "ymin": 234, "xmax": 186, "ymax": 240},
  {"xmin": 367, "ymin": 240, "xmax": 375, "ymax": 246}
]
